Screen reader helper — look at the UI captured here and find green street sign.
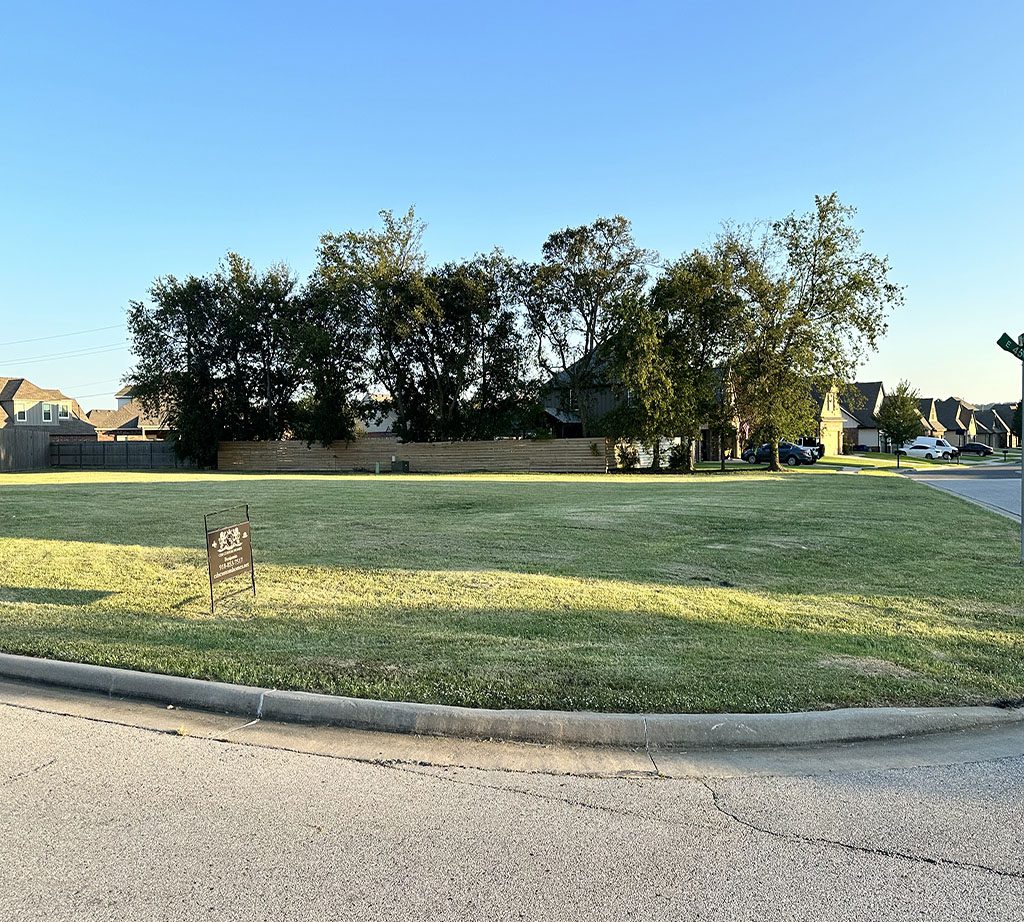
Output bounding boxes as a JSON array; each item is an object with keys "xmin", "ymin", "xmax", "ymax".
[{"xmin": 997, "ymin": 332, "xmax": 1024, "ymax": 361}]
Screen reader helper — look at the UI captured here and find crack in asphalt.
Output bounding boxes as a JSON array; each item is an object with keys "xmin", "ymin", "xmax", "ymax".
[
  {"xmin": 2, "ymin": 756, "xmax": 57, "ymax": 788},
  {"xmin": 698, "ymin": 778, "xmax": 1024, "ymax": 882},
  {"xmin": 376, "ymin": 761, "xmax": 681, "ymax": 824}
]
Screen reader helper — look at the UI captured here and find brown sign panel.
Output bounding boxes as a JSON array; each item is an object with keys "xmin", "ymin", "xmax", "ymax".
[{"xmin": 207, "ymin": 522, "xmax": 253, "ymax": 585}]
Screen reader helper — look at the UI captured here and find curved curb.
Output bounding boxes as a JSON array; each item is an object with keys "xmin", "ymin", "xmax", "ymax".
[{"xmin": 1, "ymin": 652, "xmax": 1021, "ymax": 749}]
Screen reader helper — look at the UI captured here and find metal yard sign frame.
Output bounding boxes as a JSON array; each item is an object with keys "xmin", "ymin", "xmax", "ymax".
[{"xmin": 204, "ymin": 505, "xmax": 257, "ymax": 613}]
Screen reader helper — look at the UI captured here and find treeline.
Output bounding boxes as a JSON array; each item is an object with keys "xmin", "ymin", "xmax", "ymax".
[{"xmin": 127, "ymin": 194, "xmax": 903, "ymax": 468}]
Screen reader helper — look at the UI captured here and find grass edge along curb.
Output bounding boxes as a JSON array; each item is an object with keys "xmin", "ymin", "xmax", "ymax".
[{"xmin": 1, "ymin": 653, "xmax": 1022, "ymax": 750}]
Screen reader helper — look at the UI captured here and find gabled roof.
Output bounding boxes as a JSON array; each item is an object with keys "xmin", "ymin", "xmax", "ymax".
[
  {"xmin": 0, "ymin": 376, "xmax": 71, "ymax": 403},
  {"xmin": 88, "ymin": 398, "xmax": 166, "ymax": 432},
  {"xmin": 840, "ymin": 382, "xmax": 884, "ymax": 428},
  {"xmin": 0, "ymin": 377, "xmax": 95, "ymax": 432},
  {"xmin": 974, "ymin": 408, "xmax": 1009, "ymax": 434},
  {"xmin": 934, "ymin": 397, "xmax": 970, "ymax": 433},
  {"xmin": 990, "ymin": 403, "xmax": 1019, "ymax": 432},
  {"xmin": 114, "ymin": 384, "xmax": 134, "ymax": 398}
]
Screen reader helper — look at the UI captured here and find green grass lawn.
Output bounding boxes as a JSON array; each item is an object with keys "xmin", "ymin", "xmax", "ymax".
[{"xmin": 0, "ymin": 469, "xmax": 1022, "ymax": 714}]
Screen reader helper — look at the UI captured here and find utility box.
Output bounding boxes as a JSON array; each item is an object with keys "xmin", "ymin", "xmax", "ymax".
[{"xmin": 390, "ymin": 457, "xmax": 409, "ymax": 473}]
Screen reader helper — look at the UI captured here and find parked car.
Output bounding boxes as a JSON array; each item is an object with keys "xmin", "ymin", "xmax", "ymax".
[
  {"xmin": 958, "ymin": 442, "xmax": 994, "ymax": 456},
  {"xmin": 896, "ymin": 437, "xmax": 959, "ymax": 460},
  {"xmin": 797, "ymin": 438, "xmax": 826, "ymax": 459},
  {"xmin": 742, "ymin": 440, "xmax": 817, "ymax": 466}
]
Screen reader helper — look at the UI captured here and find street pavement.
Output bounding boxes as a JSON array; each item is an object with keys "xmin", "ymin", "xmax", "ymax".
[
  {"xmin": 905, "ymin": 465, "xmax": 1022, "ymax": 521},
  {"xmin": 2, "ymin": 682, "xmax": 1023, "ymax": 921}
]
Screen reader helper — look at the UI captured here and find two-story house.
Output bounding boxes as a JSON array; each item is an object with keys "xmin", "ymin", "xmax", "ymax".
[
  {"xmin": 0, "ymin": 377, "xmax": 96, "ymax": 441},
  {"xmin": 87, "ymin": 386, "xmax": 172, "ymax": 441}
]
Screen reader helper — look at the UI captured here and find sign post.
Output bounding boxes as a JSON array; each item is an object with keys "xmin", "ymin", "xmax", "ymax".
[
  {"xmin": 204, "ymin": 505, "xmax": 256, "ymax": 612},
  {"xmin": 996, "ymin": 333, "xmax": 1024, "ymax": 565}
]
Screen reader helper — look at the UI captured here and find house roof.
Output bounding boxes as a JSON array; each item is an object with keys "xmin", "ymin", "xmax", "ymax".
[
  {"xmin": 840, "ymin": 382, "xmax": 884, "ymax": 428},
  {"xmin": 974, "ymin": 408, "xmax": 1009, "ymax": 434},
  {"xmin": 114, "ymin": 384, "xmax": 134, "ymax": 398},
  {"xmin": 88, "ymin": 398, "xmax": 166, "ymax": 432},
  {"xmin": 934, "ymin": 397, "xmax": 970, "ymax": 433},
  {"xmin": 0, "ymin": 377, "xmax": 95, "ymax": 433},
  {"xmin": 0, "ymin": 376, "xmax": 71, "ymax": 403},
  {"xmin": 917, "ymin": 397, "xmax": 935, "ymax": 419},
  {"xmin": 990, "ymin": 403, "xmax": 1019, "ymax": 432},
  {"xmin": 544, "ymin": 407, "xmax": 582, "ymax": 425}
]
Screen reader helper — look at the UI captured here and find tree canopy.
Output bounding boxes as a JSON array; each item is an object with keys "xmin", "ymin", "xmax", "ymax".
[
  {"xmin": 875, "ymin": 380, "xmax": 925, "ymax": 467},
  {"xmin": 125, "ymin": 195, "xmax": 903, "ymax": 468}
]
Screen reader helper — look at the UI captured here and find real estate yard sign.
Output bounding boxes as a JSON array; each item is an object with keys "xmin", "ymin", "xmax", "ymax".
[
  {"xmin": 996, "ymin": 332, "xmax": 1024, "ymax": 565},
  {"xmin": 205, "ymin": 506, "xmax": 256, "ymax": 612}
]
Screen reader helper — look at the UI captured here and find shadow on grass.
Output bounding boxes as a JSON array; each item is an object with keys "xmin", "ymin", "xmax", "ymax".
[{"xmin": 0, "ymin": 586, "xmax": 113, "ymax": 605}]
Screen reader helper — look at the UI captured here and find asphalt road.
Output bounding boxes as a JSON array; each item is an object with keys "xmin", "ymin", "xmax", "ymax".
[
  {"xmin": 906, "ymin": 465, "xmax": 1022, "ymax": 521},
  {"xmin": 2, "ymin": 684, "xmax": 1023, "ymax": 921}
]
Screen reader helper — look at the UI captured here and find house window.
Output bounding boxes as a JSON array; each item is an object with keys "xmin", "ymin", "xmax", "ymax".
[
  {"xmin": 16, "ymin": 407, "xmax": 26, "ymax": 422},
  {"xmin": 42, "ymin": 404, "xmax": 52, "ymax": 422},
  {"xmin": 58, "ymin": 403, "xmax": 69, "ymax": 419}
]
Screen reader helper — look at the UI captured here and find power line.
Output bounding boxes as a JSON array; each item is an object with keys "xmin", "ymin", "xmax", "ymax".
[
  {"xmin": 0, "ymin": 342, "xmax": 129, "ymax": 366},
  {"xmin": 0, "ymin": 323, "xmax": 125, "ymax": 349},
  {"xmin": 72, "ymin": 390, "xmax": 123, "ymax": 400},
  {"xmin": 62, "ymin": 378, "xmax": 123, "ymax": 391}
]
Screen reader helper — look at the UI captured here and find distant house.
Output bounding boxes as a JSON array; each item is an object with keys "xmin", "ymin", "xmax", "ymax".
[
  {"xmin": 807, "ymin": 387, "xmax": 845, "ymax": 456},
  {"xmin": 916, "ymin": 398, "xmax": 943, "ymax": 438},
  {"xmin": 0, "ymin": 376, "xmax": 96, "ymax": 441},
  {"xmin": 983, "ymin": 403, "xmax": 1020, "ymax": 449},
  {"xmin": 541, "ymin": 356, "xmax": 620, "ymax": 439},
  {"xmin": 933, "ymin": 397, "xmax": 976, "ymax": 448},
  {"xmin": 542, "ymin": 355, "xmax": 736, "ymax": 460},
  {"xmin": 87, "ymin": 386, "xmax": 172, "ymax": 441},
  {"xmin": 840, "ymin": 381, "xmax": 886, "ymax": 450}
]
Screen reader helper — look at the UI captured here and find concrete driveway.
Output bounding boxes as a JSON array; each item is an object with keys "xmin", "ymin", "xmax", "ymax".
[
  {"xmin": 2, "ymin": 681, "xmax": 1024, "ymax": 921},
  {"xmin": 904, "ymin": 465, "xmax": 1022, "ymax": 521}
]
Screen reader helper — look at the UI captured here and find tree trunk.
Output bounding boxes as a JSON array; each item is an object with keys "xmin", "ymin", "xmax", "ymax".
[
  {"xmin": 682, "ymin": 436, "xmax": 694, "ymax": 474},
  {"xmin": 769, "ymin": 439, "xmax": 783, "ymax": 472},
  {"xmin": 719, "ymin": 429, "xmax": 725, "ymax": 472},
  {"xmin": 651, "ymin": 439, "xmax": 661, "ymax": 470}
]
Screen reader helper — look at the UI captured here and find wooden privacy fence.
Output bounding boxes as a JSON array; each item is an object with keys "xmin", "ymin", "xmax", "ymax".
[
  {"xmin": 218, "ymin": 437, "xmax": 614, "ymax": 474},
  {"xmin": 0, "ymin": 429, "xmax": 50, "ymax": 471},
  {"xmin": 50, "ymin": 440, "xmax": 195, "ymax": 469}
]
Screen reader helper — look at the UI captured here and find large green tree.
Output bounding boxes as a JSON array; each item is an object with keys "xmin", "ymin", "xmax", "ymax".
[
  {"xmin": 316, "ymin": 210, "xmax": 531, "ymax": 441},
  {"xmin": 729, "ymin": 194, "xmax": 903, "ymax": 470},
  {"xmin": 290, "ymin": 271, "xmax": 372, "ymax": 447},
  {"xmin": 526, "ymin": 216, "xmax": 656, "ymax": 436},
  {"xmin": 381, "ymin": 257, "xmax": 530, "ymax": 442},
  {"xmin": 654, "ymin": 248, "xmax": 744, "ymax": 472},
  {"xmin": 876, "ymin": 380, "xmax": 925, "ymax": 467},
  {"xmin": 126, "ymin": 255, "xmax": 309, "ymax": 466},
  {"xmin": 605, "ymin": 291, "xmax": 673, "ymax": 465},
  {"xmin": 316, "ymin": 207, "xmax": 428, "ymax": 434}
]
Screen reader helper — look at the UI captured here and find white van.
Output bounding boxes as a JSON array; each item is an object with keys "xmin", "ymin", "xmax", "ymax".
[{"xmin": 897, "ymin": 437, "xmax": 958, "ymax": 460}]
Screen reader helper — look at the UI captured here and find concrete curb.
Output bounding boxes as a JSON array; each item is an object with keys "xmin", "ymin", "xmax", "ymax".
[{"xmin": 1, "ymin": 652, "xmax": 1021, "ymax": 749}]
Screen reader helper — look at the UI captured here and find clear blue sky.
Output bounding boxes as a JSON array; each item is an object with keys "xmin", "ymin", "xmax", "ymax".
[{"xmin": 1, "ymin": 0, "xmax": 1021, "ymax": 410}]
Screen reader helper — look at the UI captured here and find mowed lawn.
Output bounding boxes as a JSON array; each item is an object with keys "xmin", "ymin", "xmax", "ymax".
[{"xmin": 0, "ymin": 468, "xmax": 1021, "ymax": 713}]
